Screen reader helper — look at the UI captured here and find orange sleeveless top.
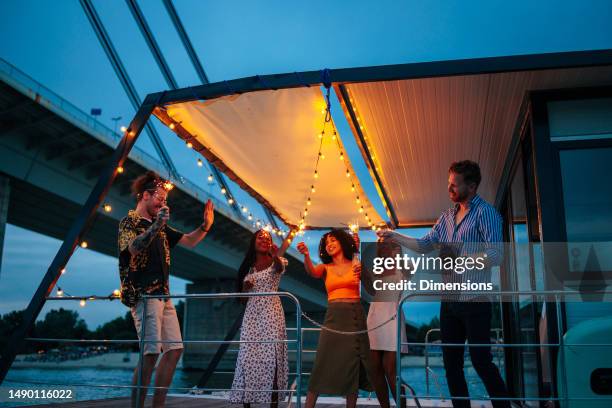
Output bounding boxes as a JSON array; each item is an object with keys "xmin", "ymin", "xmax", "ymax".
[{"xmin": 324, "ymin": 264, "xmax": 360, "ymax": 301}]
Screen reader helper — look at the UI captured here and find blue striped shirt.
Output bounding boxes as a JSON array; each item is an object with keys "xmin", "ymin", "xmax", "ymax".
[{"xmin": 417, "ymin": 194, "xmax": 503, "ymax": 300}]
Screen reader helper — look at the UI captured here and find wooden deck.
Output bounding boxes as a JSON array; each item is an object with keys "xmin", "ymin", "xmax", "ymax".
[{"xmin": 29, "ymin": 394, "xmax": 448, "ymax": 407}]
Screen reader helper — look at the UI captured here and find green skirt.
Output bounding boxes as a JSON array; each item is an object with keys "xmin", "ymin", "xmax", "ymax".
[{"xmin": 308, "ymin": 302, "xmax": 373, "ymax": 395}]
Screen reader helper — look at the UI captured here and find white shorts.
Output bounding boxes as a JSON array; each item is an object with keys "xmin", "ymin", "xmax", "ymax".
[{"xmin": 131, "ymin": 298, "xmax": 184, "ymax": 355}]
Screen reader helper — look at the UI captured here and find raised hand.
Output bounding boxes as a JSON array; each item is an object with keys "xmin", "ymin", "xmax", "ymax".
[
  {"xmin": 155, "ymin": 206, "xmax": 170, "ymax": 227},
  {"xmin": 296, "ymin": 242, "xmax": 309, "ymax": 257},
  {"xmin": 202, "ymin": 199, "xmax": 214, "ymax": 230},
  {"xmin": 376, "ymin": 228, "xmax": 396, "ymax": 242}
]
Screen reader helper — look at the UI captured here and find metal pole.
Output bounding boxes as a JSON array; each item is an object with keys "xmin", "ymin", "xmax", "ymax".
[
  {"xmin": 555, "ymin": 294, "xmax": 569, "ymax": 407},
  {"xmin": 396, "ymin": 299, "xmax": 402, "ymax": 408},
  {"xmin": 135, "ymin": 299, "xmax": 148, "ymax": 407},
  {"xmin": 197, "ymin": 308, "xmax": 245, "ymax": 388},
  {"xmin": 295, "ymin": 296, "xmax": 302, "ymax": 408},
  {"xmin": 0, "ymin": 98, "xmax": 156, "ymax": 383}
]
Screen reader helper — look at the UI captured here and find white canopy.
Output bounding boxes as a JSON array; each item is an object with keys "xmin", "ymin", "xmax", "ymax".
[{"xmin": 160, "ymin": 87, "xmax": 385, "ymax": 230}]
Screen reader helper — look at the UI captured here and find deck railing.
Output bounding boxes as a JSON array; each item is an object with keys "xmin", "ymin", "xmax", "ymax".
[{"xmin": 396, "ymin": 289, "xmax": 612, "ymax": 407}]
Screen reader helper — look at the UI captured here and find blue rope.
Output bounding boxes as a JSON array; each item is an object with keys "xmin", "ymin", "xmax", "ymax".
[{"xmin": 320, "ymin": 68, "xmax": 332, "ymax": 89}]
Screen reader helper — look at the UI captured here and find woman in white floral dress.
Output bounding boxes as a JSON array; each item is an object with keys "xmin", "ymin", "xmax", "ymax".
[{"xmin": 230, "ymin": 230, "xmax": 290, "ymax": 407}]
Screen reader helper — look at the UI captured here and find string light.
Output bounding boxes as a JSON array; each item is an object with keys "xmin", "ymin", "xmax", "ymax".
[
  {"xmin": 221, "ymin": 188, "xmax": 227, "ymax": 195},
  {"xmin": 241, "ymin": 206, "xmax": 248, "ymax": 213},
  {"xmin": 186, "ymin": 141, "xmax": 193, "ymax": 149},
  {"xmin": 228, "ymin": 198, "xmax": 234, "ymax": 205},
  {"xmin": 197, "ymin": 158, "xmax": 203, "ymax": 167},
  {"xmin": 116, "ymin": 166, "xmax": 124, "ymax": 174},
  {"xmin": 79, "ymin": 299, "xmax": 86, "ymax": 307},
  {"xmin": 80, "ymin": 241, "xmax": 88, "ymax": 249},
  {"xmin": 248, "ymin": 214, "xmax": 253, "ymax": 221},
  {"xmin": 56, "ymin": 288, "xmax": 63, "ymax": 297},
  {"xmin": 207, "ymin": 174, "xmax": 214, "ymax": 182},
  {"xmin": 311, "ymin": 185, "xmax": 315, "ymax": 193},
  {"xmin": 61, "ymin": 268, "xmax": 66, "ymax": 275},
  {"xmin": 120, "ymin": 126, "xmax": 127, "ymax": 133},
  {"xmin": 103, "ymin": 203, "xmax": 112, "ymax": 213},
  {"xmin": 169, "ymin": 123, "xmax": 176, "ymax": 130}
]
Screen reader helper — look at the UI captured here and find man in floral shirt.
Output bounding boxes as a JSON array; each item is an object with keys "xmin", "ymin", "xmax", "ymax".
[{"xmin": 118, "ymin": 170, "xmax": 214, "ymax": 408}]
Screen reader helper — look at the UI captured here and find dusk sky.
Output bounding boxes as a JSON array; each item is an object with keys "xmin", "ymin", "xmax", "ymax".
[{"xmin": 1, "ymin": 0, "xmax": 611, "ymax": 328}]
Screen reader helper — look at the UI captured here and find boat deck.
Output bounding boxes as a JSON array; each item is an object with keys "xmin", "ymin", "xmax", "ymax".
[{"xmin": 29, "ymin": 394, "xmax": 466, "ymax": 407}]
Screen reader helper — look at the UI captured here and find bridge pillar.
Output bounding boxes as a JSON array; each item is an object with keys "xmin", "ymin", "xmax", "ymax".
[
  {"xmin": 182, "ymin": 279, "xmax": 242, "ymax": 377},
  {"xmin": 0, "ymin": 175, "xmax": 9, "ymax": 276}
]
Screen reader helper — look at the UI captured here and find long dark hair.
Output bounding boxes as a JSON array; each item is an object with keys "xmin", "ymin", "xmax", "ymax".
[
  {"xmin": 318, "ymin": 228, "xmax": 357, "ymax": 264},
  {"xmin": 236, "ymin": 230, "xmax": 263, "ymax": 293}
]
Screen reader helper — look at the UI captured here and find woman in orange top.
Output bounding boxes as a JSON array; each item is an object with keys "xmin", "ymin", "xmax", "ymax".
[{"xmin": 297, "ymin": 229, "xmax": 372, "ymax": 408}]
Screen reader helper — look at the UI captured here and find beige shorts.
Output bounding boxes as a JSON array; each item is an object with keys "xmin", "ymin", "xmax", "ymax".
[{"xmin": 131, "ymin": 298, "xmax": 183, "ymax": 355}]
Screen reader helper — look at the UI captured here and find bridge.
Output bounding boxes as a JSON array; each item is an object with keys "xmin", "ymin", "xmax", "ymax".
[{"xmin": 0, "ymin": 57, "xmax": 327, "ymax": 371}]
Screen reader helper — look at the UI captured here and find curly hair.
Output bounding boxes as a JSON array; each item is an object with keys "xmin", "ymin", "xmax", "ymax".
[
  {"xmin": 318, "ymin": 228, "xmax": 357, "ymax": 264},
  {"xmin": 131, "ymin": 171, "xmax": 163, "ymax": 201}
]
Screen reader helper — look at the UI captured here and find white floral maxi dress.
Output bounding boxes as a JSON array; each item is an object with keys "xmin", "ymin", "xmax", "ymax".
[{"xmin": 229, "ymin": 259, "xmax": 289, "ymax": 403}]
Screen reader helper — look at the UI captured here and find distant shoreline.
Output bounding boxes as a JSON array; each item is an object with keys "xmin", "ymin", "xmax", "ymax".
[
  {"xmin": 13, "ymin": 352, "xmax": 150, "ymax": 369},
  {"xmin": 12, "ymin": 353, "xmax": 441, "ymax": 369}
]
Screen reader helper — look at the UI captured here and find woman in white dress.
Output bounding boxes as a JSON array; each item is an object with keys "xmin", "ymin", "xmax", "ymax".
[
  {"xmin": 366, "ymin": 239, "xmax": 408, "ymax": 408},
  {"xmin": 229, "ymin": 230, "xmax": 290, "ymax": 408}
]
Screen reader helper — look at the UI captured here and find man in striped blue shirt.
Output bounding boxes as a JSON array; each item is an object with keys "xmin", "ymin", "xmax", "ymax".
[{"xmin": 378, "ymin": 160, "xmax": 509, "ymax": 408}]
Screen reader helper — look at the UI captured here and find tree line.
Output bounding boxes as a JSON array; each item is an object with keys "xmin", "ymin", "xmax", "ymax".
[{"xmin": 0, "ymin": 301, "xmax": 184, "ymax": 354}]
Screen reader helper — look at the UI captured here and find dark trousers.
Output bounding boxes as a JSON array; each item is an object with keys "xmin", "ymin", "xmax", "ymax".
[{"xmin": 440, "ymin": 301, "xmax": 510, "ymax": 408}]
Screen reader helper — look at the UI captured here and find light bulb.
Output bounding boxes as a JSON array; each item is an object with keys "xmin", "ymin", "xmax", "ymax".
[
  {"xmin": 221, "ymin": 188, "xmax": 227, "ymax": 195},
  {"xmin": 80, "ymin": 299, "xmax": 86, "ymax": 307},
  {"xmin": 103, "ymin": 203, "xmax": 112, "ymax": 213},
  {"xmin": 113, "ymin": 289, "xmax": 120, "ymax": 297},
  {"xmin": 228, "ymin": 198, "xmax": 234, "ymax": 205},
  {"xmin": 197, "ymin": 159, "xmax": 203, "ymax": 167},
  {"xmin": 56, "ymin": 288, "xmax": 63, "ymax": 296},
  {"xmin": 186, "ymin": 141, "xmax": 193, "ymax": 149},
  {"xmin": 80, "ymin": 241, "xmax": 88, "ymax": 249},
  {"xmin": 207, "ymin": 174, "xmax": 213, "ymax": 182},
  {"xmin": 311, "ymin": 185, "xmax": 315, "ymax": 193},
  {"xmin": 120, "ymin": 126, "xmax": 127, "ymax": 133},
  {"xmin": 116, "ymin": 166, "xmax": 124, "ymax": 174}
]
